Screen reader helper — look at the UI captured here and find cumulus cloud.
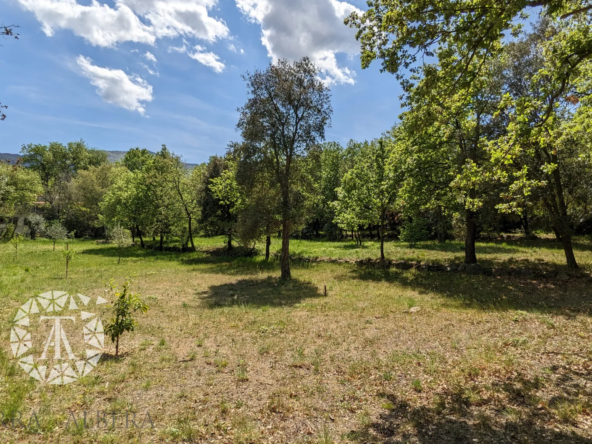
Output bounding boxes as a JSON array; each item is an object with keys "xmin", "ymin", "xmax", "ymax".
[
  {"xmin": 188, "ymin": 46, "xmax": 225, "ymax": 73},
  {"xmin": 17, "ymin": 0, "xmax": 229, "ymax": 47},
  {"xmin": 77, "ymin": 56, "xmax": 153, "ymax": 115},
  {"xmin": 236, "ymin": 0, "xmax": 360, "ymax": 85},
  {"xmin": 143, "ymin": 51, "xmax": 158, "ymax": 63}
]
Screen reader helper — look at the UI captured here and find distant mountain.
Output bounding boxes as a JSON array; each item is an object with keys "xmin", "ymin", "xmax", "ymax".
[
  {"xmin": 0, "ymin": 152, "xmax": 21, "ymax": 164},
  {"xmin": 0, "ymin": 150, "xmax": 197, "ymax": 167}
]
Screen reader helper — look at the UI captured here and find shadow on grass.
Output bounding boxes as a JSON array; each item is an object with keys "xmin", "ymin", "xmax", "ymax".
[
  {"xmin": 199, "ymin": 276, "xmax": 324, "ymax": 309},
  {"xmin": 348, "ymin": 386, "xmax": 592, "ymax": 443},
  {"xmin": 348, "ymin": 267, "xmax": 592, "ymax": 315}
]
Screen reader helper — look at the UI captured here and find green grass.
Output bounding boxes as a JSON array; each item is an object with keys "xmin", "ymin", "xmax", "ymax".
[{"xmin": 0, "ymin": 237, "xmax": 591, "ymax": 443}]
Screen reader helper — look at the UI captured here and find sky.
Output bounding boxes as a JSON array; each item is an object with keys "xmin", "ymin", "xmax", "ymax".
[{"xmin": 0, "ymin": 0, "xmax": 405, "ymax": 163}]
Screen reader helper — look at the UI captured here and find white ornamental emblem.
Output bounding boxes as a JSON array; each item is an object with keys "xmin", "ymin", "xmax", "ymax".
[{"xmin": 10, "ymin": 291, "xmax": 107, "ymax": 385}]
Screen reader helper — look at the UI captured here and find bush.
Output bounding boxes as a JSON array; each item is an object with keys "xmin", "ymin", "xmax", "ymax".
[
  {"xmin": 323, "ymin": 221, "xmax": 342, "ymax": 241},
  {"xmin": 25, "ymin": 214, "xmax": 46, "ymax": 240},
  {"xmin": 104, "ymin": 277, "xmax": 149, "ymax": 357},
  {"xmin": 399, "ymin": 217, "xmax": 430, "ymax": 247}
]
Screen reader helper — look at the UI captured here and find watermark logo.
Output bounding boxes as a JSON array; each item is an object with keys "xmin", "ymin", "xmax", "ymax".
[{"xmin": 10, "ymin": 291, "xmax": 106, "ymax": 385}]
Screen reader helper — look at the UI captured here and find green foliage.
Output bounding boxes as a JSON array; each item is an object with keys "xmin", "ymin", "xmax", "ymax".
[
  {"xmin": 104, "ymin": 277, "xmax": 149, "ymax": 356},
  {"xmin": 236, "ymin": 57, "xmax": 333, "ymax": 279},
  {"xmin": 108, "ymin": 224, "xmax": 133, "ymax": 263},
  {"xmin": 399, "ymin": 218, "xmax": 430, "ymax": 248},
  {"xmin": 45, "ymin": 220, "xmax": 68, "ymax": 250},
  {"xmin": 9, "ymin": 234, "xmax": 23, "ymax": 260},
  {"xmin": 20, "ymin": 140, "xmax": 106, "ymax": 218},
  {"xmin": 0, "ymin": 161, "xmax": 42, "ymax": 217},
  {"xmin": 25, "ymin": 214, "xmax": 45, "ymax": 240},
  {"xmin": 62, "ymin": 248, "xmax": 76, "ymax": 278},
  {"xmin": 333, "ymin": 139, "xmax": 401, "ymax": 260}
]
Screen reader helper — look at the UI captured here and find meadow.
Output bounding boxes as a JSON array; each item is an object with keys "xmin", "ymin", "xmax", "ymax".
[{"xmin": 1, "ymin": 236, "xmax": 591, "ymax": 443}]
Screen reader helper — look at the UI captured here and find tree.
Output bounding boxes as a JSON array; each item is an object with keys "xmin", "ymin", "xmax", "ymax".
[
  {"xmin": 20, "ymin": 141, "xmax": 107, "ymax": 218},
  {"xmin": 122, "ymin": 148, "xmax": 153, "ymax": 172},
  {"xmin": 209, "ymin": 161, "xmax": 244, "ymax": 250},
  {"xmin": 197, "ymin": 156, "xmax": 237, "ymax": 247},
  {"xmin": 68, "ymin": 163, "xmax": 119, "ymax": 237},
  {"xmin": 26, "ymin": 214, "xmax": 46, "ymax": 240},
  {"xmin": 104, "ymin": 278, "xmax": 148, "ymax": 357},
  {"xmin": 237, "ymin": 58, "xmax": 332, "ymax": 279},
  {"xmin": 399, "ymin": 54, "xmax": 504, "ymax": 264},
  {"xmin": 144, "ymin": 146, "xmax": 186, "ymax": 251},
  {"xmin": 100, "ymin": 167, "xmax": 155, "ymax": 249},
  {"xmin": 0, "ymin": 160, "xmax": 42, "ymax": 219},
  {"xmin": 62, "ymin": 247, "xmax": 76, "ymax": 279},
  {"xmin": 333, "ymin": 140, "xmax": 400, "ymax": 261},
  {"xmin": 345, "ymin": 0, "xmax": 592, "ymax": 100},
  {"xmin": 45, "ymin": 220, "xmax": 68, "ymax": 251},
  {"xmin": 109, "ymin": 224, "xmax": 133, "ymax": 264},
  {"xmin": 489, "ymin": 20, "xmax": 592, "ymax": 268},
  {"xmin": 155, "ymin": 148, "xmax": 201, "ymax": 251},
  {"xmin": 10, "ymin": 234, "xmax": 23, "ymax": 260}
]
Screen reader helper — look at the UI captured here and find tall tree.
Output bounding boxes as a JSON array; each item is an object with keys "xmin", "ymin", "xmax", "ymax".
[
  {"xmin": 20, "ymin": 141, "xmax": 107, "ymax": 217},
  {"xmin": 237, "ymin": 58, "xmax": 332, "ymax": 279},
  {"xmin": 345, "ymin": 0, "xmax": 592, "ymax": 99},
  {"xmin": 490, "ymin": 20, "xmax": 592, "ymax": 268},
  {"xmin": 0, "ymin": 160, "xmax": 42, "ymax": 231}
]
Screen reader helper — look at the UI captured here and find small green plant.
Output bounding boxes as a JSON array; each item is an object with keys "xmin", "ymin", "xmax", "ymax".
[
  {"xmin": 108, "ymin": 224, "xmax": 133, "ymax": 264},
  {"xmin": 399, "ymin": 217, "xmax": 430, "ymax": 247},
  {"xmin": 45, "ymin": 221, "xmax": 68, "ymax": 251},
  {"xmin": 104, "ymin": 277, "xmax": 149, "ymax": 357},
  {"xmin": 62, "ymin": 246, "xmax": 76, "ymax": 278},
  {"xmin": 10, "ymin": 234, "xmax": 23, "ymax": 260}
]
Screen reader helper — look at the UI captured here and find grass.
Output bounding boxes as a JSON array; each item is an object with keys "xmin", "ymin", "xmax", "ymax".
[{"xmin": 0, "ymin": 236, "xmax": 591, "ymax": 442}]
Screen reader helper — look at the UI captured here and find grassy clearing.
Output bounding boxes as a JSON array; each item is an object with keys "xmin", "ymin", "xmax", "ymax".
[{"xmin": 0, "ymin": 237, "xmax": 591, "ymax": 443}]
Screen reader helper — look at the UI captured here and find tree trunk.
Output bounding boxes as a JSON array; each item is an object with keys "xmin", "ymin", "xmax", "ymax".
[
  {"xmin": 436, "ymin": 206, "xmax": 446, "ymax": 243},
  {"xmin": 465, "ymin": 210, "xmax": 477, "ymax": 264},
  {"xmin": 159, "ymin": 233, "xmax": 164, "ymax": 251},
  {"xmin": 560, "ymin": 233, "xmax": 578, "ymax": 269},
  {"xmin": 522, "ymin": 207, "xmax": 531, "ymax": 237},
  {"xmin": 118, "ymin": 255, "xmax": 121, "ymax": 264},
  {"xmin": 265, "ymin": 235, "xmax": 271, "ymax": 261},
  {"xmin": 188, "ymin": 217, "xmax": 195, "ymax": 251},
  {"xmin": 281, "ymin": 219, "xmax": 291, "ymax": 280},
  {"xmin": 131, "ymin": 227, "xmax": 135, "ymax": 244},
  {"xmin": 227, "ymin": 233, "xmax": 232, "ymax": 251},
  {"xmin": 136, "ymin": 225, "xmax": 145, "ymax": 249},
  {"xmin": 380, "ymin": 217, "xmax": 386, "ymax": 262},
  {"xmin": 115, "ymin": 337, "xmax": 119, "ymax": 357}
]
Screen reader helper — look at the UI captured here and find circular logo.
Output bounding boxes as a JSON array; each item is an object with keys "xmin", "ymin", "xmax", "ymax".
[{"xmin": 10, "ymin": 291, "xmax": 107, "ymax": 385}]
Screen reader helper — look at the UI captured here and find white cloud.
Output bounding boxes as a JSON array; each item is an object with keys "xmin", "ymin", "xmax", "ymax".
[
  {"xmin": 77, "ymin": 56, "xmax": 153, "ymax": 115},
  {"xmin": 141, "ymin": 63, "xmax": 159, "ymax": 76},
  {"xmin": 236, "ymin": 0, "xmax": 360, "ymax": 85},
  {"xmin": 17, "ymin": 0, "xmax": 229, "ymax": 47},
  {"xmin": 188, "ymin": 45, "xmax": 225, "ymax": 73},
  {"xmin": 144, "ymin": 51, "xmax": 158, "ymax": 63},
  {"xmin": 18, "ymin": 0, "xmax": 154, "ymax": 47}
]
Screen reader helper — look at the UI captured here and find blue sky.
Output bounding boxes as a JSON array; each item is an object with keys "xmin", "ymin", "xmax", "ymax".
[{"xmin": 0, "ymin": 0, "xmax": 404, "ymax": 163}]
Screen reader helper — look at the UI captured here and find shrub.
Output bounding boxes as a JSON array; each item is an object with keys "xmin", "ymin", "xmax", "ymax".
[
  {"xmin": 104, "ymin": 278, "xmax": 149, "ymax": 357},
  {"xmin": 25, "ymin": 214, "xmax": 46, "ymax": 240},
  {"xmin": 108, "ymin": 224, "xmax": 133, "ymax": 263},
  {"xmin": 399, "ymin": 217, "xmax": 430, "ymax": 247},
  {"xmin": 45, "ymin": 221, "xmax": 68, "ymax": 251}
]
